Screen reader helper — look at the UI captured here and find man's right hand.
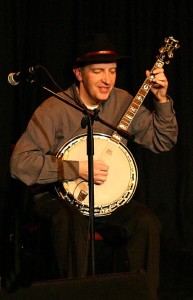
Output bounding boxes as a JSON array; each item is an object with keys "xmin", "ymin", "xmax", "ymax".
[{"xmin": 79, "ymin": 160, "xmax": 109, "ymax": 185}]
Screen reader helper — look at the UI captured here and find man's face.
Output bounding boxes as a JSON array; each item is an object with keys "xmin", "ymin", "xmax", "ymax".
[{"xmin": 73, "ymin": 62, "xmax": 117, "ymax": 106}]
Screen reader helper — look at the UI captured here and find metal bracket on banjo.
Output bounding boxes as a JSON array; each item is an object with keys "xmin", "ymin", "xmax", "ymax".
[{"xmin": 55, "ymin": 36, "xmax": 180, "ymax": 217}]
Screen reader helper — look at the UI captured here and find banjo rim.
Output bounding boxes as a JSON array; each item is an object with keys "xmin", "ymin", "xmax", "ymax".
[{"xmin": 55, "ymin": 133, "xmax": 138, "ymax": 217}]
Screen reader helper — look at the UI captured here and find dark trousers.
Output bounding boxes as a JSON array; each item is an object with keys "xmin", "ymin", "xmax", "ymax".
[{"xmin": 33, "ymin": 192, "xmax": 160, "ymax": 297}]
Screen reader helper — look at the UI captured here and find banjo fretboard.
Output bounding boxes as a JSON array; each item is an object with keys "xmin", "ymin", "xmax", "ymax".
[{"xmin": 111, "ymin": 36, "xmax": 180, "ymax": 144}]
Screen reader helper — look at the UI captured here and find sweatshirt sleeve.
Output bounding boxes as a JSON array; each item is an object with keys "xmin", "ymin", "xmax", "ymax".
[
  {"xmin": 10, "ymin": 103, "xmax": 79, "ymax": 186},
  {"xmin": 129, "ymin": 97, "xmax": 178, "ymax": 153}
]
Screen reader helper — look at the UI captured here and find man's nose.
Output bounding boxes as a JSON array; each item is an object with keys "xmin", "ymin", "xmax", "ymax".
[{"xmin": 102, "ymin": 71, "xmax": 111, "ymax": 84}]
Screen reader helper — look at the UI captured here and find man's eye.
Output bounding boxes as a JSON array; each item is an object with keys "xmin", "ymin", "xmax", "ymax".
[
  {"xmin": 110, "ymin": 69, "xmax": 116, "ymax": 74},
  {"xmin": 93, "ymin": 69, "xmax": 101, "ymax": 74}
]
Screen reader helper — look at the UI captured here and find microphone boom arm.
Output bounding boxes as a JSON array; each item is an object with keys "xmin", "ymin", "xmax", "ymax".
[{"xmin": 31, "ymin": 79, "xmax": 133, "ymax": 140}]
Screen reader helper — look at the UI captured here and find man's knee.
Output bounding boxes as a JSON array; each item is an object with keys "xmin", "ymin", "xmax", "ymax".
[{"xmin": 136, "ymin": 210, "xmax": 161, "ymax": 234}]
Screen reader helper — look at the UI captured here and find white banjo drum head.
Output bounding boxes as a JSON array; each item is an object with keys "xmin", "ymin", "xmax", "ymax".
[{"xmin": 56, "ymin": 133, "xmax": 138, "ymax": 217}]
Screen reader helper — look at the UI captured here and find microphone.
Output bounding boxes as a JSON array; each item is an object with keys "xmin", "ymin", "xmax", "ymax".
[{"xmin": 8, "ymin": 66, "xmax": 39, "ymax": 86}]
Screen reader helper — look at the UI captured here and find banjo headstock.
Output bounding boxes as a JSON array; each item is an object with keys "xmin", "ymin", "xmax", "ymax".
[{"xmin": 158, "ymin": 36, "xmax": 180, "ymax": 64}]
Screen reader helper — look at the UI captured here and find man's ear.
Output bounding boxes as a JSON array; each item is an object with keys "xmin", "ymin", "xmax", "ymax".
[{"xmin": 73, "ymin": 67, "xmax": 82, "ymax": 82}]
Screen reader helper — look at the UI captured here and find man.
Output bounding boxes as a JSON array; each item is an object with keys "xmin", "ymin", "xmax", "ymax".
[{"xmin": 10, "ymin": 33, "xmax": 178, "ymax": 299}]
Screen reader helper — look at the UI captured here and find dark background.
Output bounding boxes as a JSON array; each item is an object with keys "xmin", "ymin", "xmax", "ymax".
[{"xmin": 0, "ymin": 0, "xmax": 193, "ymax": 298}]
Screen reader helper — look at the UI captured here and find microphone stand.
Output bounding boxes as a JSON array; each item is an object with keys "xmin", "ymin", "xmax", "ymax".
[
  {"xmin": 81, "ymin": 108, "xmax": 101, "ymax": 276},
  {"xmin": 30, "ymin": 79, "xmax": 132, "ymax": 276}
]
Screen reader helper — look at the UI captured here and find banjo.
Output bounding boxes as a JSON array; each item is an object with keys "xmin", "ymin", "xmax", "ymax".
[{"xmin": 55, "ymin": 36, "xmax": 180, "ymax": 217}]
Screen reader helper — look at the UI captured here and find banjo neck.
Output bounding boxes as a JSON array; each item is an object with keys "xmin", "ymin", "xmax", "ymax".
[{"xmin": 111, "ymin": 36, "xmax": 180, "ymax": 144}]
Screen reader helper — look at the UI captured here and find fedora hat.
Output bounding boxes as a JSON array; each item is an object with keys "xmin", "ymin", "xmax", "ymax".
[{"xmin": 73, "ymin": 33, "xmax": 128, "ymax": 67}]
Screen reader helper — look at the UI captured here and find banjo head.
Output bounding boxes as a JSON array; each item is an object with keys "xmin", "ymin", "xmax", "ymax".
[{"xmin": 56, "ymin": 133, "xmax": 138, "ymax": 217}]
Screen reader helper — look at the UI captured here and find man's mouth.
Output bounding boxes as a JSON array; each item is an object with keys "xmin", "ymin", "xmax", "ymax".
[{"xmin": 98, "ymin": 86, "xmax": 110, "ymax": 93}]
